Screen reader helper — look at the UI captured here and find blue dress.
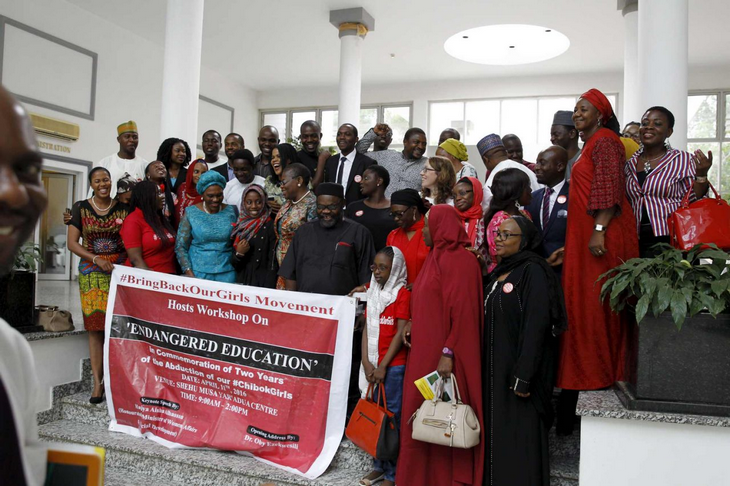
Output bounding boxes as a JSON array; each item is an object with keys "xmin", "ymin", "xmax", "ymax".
[{"xmin": 175, "ymin": 204, "xmax": 238, "ymax": 283}]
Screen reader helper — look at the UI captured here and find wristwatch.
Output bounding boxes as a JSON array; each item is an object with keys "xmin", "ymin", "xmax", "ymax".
[
  {"xmin": 442, "ymin": 347, "xmax": 454, "ymax": 357},
  {"xmin": 594, "ymin": 224, "xmax": 607, "ymax": 232}
]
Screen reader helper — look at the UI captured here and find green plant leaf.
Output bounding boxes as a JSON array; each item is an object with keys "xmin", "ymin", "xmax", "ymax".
[
  {"xmin": 657, "ymin": 284, "xmax": 673, "ymax": 314},
  {"xmin": 670, "ymin": 290, "xmax": 687, "ymax": 329},
  {"xmin": 636, "ymin": 294, "xmax": 651, "ymax": 324}
]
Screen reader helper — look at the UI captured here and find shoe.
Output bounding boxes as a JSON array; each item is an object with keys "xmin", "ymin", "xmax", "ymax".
[
  {"xmin": 360, "ymin": 471, "xmax": 385, "ymax": 485},
  {"xmin": 89, "ymin": 378, "xmax": 105, "ymax": 404}
]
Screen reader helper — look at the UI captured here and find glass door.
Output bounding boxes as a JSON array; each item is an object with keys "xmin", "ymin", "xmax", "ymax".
[{"xmin": 38, "ymin": 171, "xmax": 75, "ymax": 280}]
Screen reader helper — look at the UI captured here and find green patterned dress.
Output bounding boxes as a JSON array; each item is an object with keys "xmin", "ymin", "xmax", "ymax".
[{"xmin": 69, "ymin": 200, "xmax": 129, "ymax": 331}]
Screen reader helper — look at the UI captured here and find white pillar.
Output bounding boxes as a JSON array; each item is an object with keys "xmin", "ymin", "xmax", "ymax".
[
  {"xmin": 622, "ymin": 1, "xmax": 640, "ymax": 124},
  {"xmin": 337, "ymin": 32, "xmax": 364, "ymax": 127},
  {"xmin": 638, "ymin": 0, "xmax": 688, "ymax": 149},
  {"xmin": 160, "ymin": 0, "xmax": 205, "ymax": 152}
]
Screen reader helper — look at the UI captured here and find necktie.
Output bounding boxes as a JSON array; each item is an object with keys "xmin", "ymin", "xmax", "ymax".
[
  {"xmin": 542, "ymin": 186, "xmax": 553, "ymax": 228},
  {"xmin": 336, "ymin": 156, "xmax": 346, "ymax": 185}
]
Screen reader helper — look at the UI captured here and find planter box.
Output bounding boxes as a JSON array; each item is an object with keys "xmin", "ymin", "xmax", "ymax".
[
  {"xmin": 0, "ymin": 271, "xmax": 40, "ymax": 333},
  {"xmin": 617, "ymin": 312, "xmax": 730, "ymax": 417}
]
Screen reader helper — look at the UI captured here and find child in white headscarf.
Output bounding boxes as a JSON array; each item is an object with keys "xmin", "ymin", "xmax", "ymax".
[{"xmin": 350, "ymin": 246, "xmax": 409, "ymax": 486}]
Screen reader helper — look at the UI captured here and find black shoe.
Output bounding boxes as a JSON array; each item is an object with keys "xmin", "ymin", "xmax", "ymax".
[{"xmin": 89, "ymin": 378, "xmax": 105, "ymax": 404}]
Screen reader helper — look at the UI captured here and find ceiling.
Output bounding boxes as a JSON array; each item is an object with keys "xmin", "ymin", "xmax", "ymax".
[{"xmin": 66, "ymin": 0, "xmax": 730, "ymax": 91}]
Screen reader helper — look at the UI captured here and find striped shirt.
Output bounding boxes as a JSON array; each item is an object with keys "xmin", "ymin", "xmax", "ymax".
[{"xmin": 624, "ymin": 148, "xmax": 697, "ymax": 236}]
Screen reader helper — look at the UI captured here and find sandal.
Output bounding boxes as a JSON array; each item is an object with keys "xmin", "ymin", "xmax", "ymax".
[{"xmin": 359, "ymin": 471, "xmax": 385, "ymax": 486}]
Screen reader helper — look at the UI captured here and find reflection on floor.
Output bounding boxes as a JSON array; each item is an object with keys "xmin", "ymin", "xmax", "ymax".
[{"xmin": 36, "ymin": 279, "xmax": 84, "ymax": 332}]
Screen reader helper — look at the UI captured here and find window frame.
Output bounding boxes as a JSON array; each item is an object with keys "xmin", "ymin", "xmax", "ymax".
[{"xmin": 687, "ymin": 89, "xmax": 730, "ymax": 195}]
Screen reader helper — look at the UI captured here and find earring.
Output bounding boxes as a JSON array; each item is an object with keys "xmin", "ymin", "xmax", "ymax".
[
  {"xmin": 597, "ymin": 117, "xmax": 602, "ymax": 127},
  {"xmin": 515, "ymin": 200, "xmax": 521, "ymax": 209},
  {"xmin": 298, "ymin": 184, "xmax": 301, "ymax": 187}
]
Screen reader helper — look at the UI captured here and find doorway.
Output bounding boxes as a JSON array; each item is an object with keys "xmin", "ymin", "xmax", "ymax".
[{"xmin": 38, "ymin": 170, "xmax": 75, "ymax": 280}]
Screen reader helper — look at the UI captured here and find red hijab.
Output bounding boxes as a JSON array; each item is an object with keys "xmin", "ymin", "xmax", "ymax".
[
  {"xmin": 175, "ymin": 160, "xmax": 207, "ymax": 224},
  {"xmin": 580, "ymin": 88, "xmax": 615, "ymax": 124},
  {"xmin": 454, "ymin": 176, "xmax": 484, "ymax": 245}
]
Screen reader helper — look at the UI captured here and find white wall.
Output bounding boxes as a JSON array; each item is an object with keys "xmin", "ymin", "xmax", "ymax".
[
  {"xmin": 29, "ymin": 335, "xmax": 89, "ymax": 412},
  {"xmin": 1, "ymin": 0, "xmax": 258, "ymax": 173}
]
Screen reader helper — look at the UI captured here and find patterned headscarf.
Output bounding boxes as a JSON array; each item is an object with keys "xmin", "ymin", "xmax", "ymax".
[
  {"xmin": 231, "ymin": 184, "xmax": 270, "ymax": 245},
  {"xmin": 196, "ymin": 170, "xmax": 226, "ymax": 195}
]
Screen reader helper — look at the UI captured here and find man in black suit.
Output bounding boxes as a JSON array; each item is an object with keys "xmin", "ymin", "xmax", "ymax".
[
  {"xmin": 315, "ymin": 123, "xmax": 375, "ymax": 206},
  {"xmin": 212, "ymin": 132, "xmax": 244, "ymax": 181},
  {"xmin": 525, "ymin": 145, "xmax": 569, "ymax": 273}
]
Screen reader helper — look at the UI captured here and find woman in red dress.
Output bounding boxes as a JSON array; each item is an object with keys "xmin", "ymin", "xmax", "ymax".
[
  {"xmin": 556, "ymin": 89, "xmax": 638, "ymax": 432},
  {"xmin": 386, "ymin": 189, "xmax": 430, "ymax": 287}
]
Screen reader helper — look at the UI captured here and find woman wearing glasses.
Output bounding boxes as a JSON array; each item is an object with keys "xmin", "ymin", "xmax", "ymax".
[
  {"xmin": 345, "ymin": 165, "xmax": 398, "ymax": 251},
  {"xmin": 273, "ymin": 163, "xmax": 317, "ymax": 289},
  {"xmin": 421, "ymin": 156, "xmax": 456, "ymax": 206},
  {"xmin": 484, "ymin": 169, "xmax": 533, "ymax": 273},
  {"xmin": 483, "ymin": 215, "xmax": 566, "ymax": 486},
  {"xmin": 385, "ymin": 189, "xmax": 430, "ymax": 287}
]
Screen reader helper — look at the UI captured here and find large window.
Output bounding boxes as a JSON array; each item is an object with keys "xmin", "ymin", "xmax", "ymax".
[
  {"xmin": 687, "ymin": 92, "xmax": 729, "ymax": 196},
  {"xmin": 429, "ymin": 94, "xmax": 617, "ymax": 161},
  {"xmin": 260, "ymin": 104, "xmax": 412, "ymax": 148}
]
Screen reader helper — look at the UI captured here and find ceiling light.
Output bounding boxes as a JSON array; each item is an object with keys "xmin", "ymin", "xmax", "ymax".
[{"xmin": 444, "ymin": 24, "xmax": 570, "ymax": 66}]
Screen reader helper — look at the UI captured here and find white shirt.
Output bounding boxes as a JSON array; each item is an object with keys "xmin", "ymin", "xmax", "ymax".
[
  {"xmin": 92, "ymin": 153, "xmax": 148, "ymax": 198},
  {"xmin": 482, "ymin": 160, "xmax": 540, "ymax": 211},
  {"xmin": 0, "ymin": 319, "xmax": 46, "ymax": 486},
  {"xmin": 223, "ymin": 175, "xmax": 267, "ymax": 207},
  {"xmin": 540, "ymin": 179, "xmax": 566, "ymax": 227},
  {"xmin": 337, "ymin": 150, "xmax": 356, "ymax": 189},
  {"xmin": 456, "ymin": 162, "xmax": 479, "ymax": 180}
]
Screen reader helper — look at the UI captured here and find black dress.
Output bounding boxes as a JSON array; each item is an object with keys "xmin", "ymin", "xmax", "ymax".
[
  {"xmin": 231, "ymin": 220, "xmax": 278, "ymax": 288},
  {"xmin": 345, "ymin": 200, "xmax": 398, "ymax": 251},
  {"xmin": 483, "ymin": 262, "xmax": 557, "ymax": 486}
]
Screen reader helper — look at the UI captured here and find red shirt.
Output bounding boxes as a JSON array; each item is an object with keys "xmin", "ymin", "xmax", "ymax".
[
  {"xmin": 365, "ymin": 286, "xmax": 410, "ymax": 367},
  {"xmin": 120, "ymin": 209, "xmax": 176, "ymax": 274},
  {"xmin": 385, "ymin": 220, "xmax": 430, "ymax": 285}
]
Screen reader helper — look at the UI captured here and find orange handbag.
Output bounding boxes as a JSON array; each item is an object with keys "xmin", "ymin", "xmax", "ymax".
[
  {"xmin": 668, "ymin": 183, "xmax": 730, "ymax": 250},
  {"xmin": 345, "ymin": 383, "xmax": 399, "ymax": 460}
]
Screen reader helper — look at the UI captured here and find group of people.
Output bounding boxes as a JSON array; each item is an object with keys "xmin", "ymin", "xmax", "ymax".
[{"xmin": 64, "ymin": 87, "xmax": 714, "ymax": 486}]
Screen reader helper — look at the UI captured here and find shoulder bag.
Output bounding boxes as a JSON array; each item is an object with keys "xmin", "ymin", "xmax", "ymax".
[
  {"xmin": 668, "ymin": 183, "xmax": 730, "ymax": 250},
  {"xmin": 345, "ymin": 383, "xmax": 399, "ymax": 460}
]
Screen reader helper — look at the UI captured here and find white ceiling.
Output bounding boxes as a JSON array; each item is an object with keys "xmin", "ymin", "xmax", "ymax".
[{"xmin": 66, "ymin": 0, "xmax": 730, "ymax": 91}]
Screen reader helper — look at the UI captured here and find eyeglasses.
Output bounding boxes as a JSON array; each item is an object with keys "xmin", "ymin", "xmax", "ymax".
[
  {"xmin": 278, "ymin": 178, "xmax": 294, "ymax": 187},
  {"xmin": 493, "ymin": 230, "xmax": 523, "ymax": 241},
  {"xmin": 370, "ymin": 264, "xmax": 390, "ymax": 273},
  {"xmin": 453, "ymin": 189, "xmax": 474, "ymax": 198},
  {"xmin": 420, "ymin": 167, "xmax": 437, "ymax": 174},
  {"xmin": 389, "ymin": 207, "xmax": 413, "ymax": 219},
  {"xmin": 317, "ymin": 203, "xmax": 341, "ymax": 211}
]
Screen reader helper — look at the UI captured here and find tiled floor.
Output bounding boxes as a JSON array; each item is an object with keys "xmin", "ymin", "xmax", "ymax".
[{"xmin": 36, "ymin": 279, "xmax": 84, "ymax": 332}]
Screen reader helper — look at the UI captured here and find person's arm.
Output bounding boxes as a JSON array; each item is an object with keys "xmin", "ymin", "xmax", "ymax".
[
  {"xmin": 355, "ymin": 127, "xmax": 378, "ymax": 154},
  {"xmin": 284, "ymin": 279, "xmax": 297, "ymax": 291},
  {"xmin": 587, "ymin": 138, "xmax": 625, "ymax": 257},
  {"xmin": 175, "ymin": 212, "xmax": 195, "ymax": 277},
  {"xmin": 512, "ymin": 265, "xmax": 552, "ymax": 398},
  {"xmin": 230, "ymin": 238, "xmax": 251, "ymax": 270},
  {"xmin": 277, "ymin": 233, "xmax": 299, "ymax": 288},
  {"xmin": 692, "ymin": 149, "xmax": 712, "ymax": 200},
  {"xmin": 67, "ymin": 204, "xmax": 114, "ymax": 272},
  {"xmin": 311, "ymin": 151, "xmax": 330, "ymax": 188},
  {"xmin": 120, "ymin": 215, "xmax": 150, "ymax": 270},
  {"xmin": 361, "ymin": 324, "xmax": 375, "ymax": 383},
  {"xmin": 126, "ymin": 248, "xmax": 149, "ymax": 270}
]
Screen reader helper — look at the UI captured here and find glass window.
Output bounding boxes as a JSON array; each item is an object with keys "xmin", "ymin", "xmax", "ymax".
[
  {"xmin": 320, "ymin": 109, "xmax": 339, "ymax": 147},
  {"xmin": 723, "ymin": 144, "xmax": 730, "ymax": 197},
  {"xmin": 501, "ymin": 99, "xmax": 538, "ymax": 160},
  {"xmin": 291, "ymin": 111, "xmax": 317, "ymax": 141},
  {"xmin": 687, "ymin": 95, "xmax": 718, "ymax": 139},
  {"xmin": 687, "ymin": 142, "xmax": 721, "ymax": 188},
  {"xmin": 537, "ymin": 97, "xmax": 577, "ymax": 149},
  {"xmin": 383, "ymin": 106, "xmax": 411, "ymax": 143},
  {"xmin": 464, "ymin": 100, "xmax": 500, "ymax": 145},
  {"xmin": 725, "ymin": 94, "xmax": 730, "ymax": 139},
  {"xmin": 429, "ymin": 102, "xmax": 464, "ymax": 145},
  {"xmin": 359, "ymin": 108, "xmax": 378, "ymax": 136},
  {"xmin": 262, "ymin": 113, "xmax": 286, "ymax": 141}
]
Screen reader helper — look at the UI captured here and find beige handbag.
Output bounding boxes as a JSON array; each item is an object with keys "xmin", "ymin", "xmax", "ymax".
[
  {"xmin": 410, "ymin": 374, "xmax": 480, "ymax": 449},
  {"xmin": 36, "ymin": 306, "xmax": 74, "ymax": 332}
]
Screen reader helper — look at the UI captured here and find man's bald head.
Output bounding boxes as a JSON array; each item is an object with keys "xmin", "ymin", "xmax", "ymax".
[
  {"xmin": 534, "ymin": 145, "xmax": 568, "ymax": 187},
  {"xmin": 0, "ymin": 86, "xmax": 48, "ymax": 274}
]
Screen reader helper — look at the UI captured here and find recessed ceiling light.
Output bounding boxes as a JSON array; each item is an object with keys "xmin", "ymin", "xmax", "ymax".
[{"xmin": 444, "ymin": 24, "xmax": 570, "ymax": 66}]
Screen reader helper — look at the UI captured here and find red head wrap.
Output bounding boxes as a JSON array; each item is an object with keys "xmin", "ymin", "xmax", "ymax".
[{"xmin": 579, "ymin": 88, "xmax": 614, "ymax": 124}]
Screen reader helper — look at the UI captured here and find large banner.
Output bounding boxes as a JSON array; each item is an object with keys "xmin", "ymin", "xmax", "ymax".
[{"xmin": 103, "ymin": 266, "xmax": 355, "ymax": 479}]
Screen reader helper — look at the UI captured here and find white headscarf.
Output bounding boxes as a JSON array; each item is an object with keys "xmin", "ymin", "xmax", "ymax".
[{"xmin": 358, "ymin": 247, "xmax": 408, "ymax": 395}]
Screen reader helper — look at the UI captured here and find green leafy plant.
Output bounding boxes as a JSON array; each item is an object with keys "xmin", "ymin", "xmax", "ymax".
[
  {"xmin": 285, "ymin": 137, "xmax": 337, "ymax": 156},
  {"xmin": 13, "ymin": 244, "xmax": 43, "ymax": 274},
  {"xmin": 599, "ymin": 244, "xmax": 730, "ymax": 329}
]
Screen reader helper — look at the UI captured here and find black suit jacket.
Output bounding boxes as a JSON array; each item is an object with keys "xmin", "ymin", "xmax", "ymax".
[
  {"xmin": 525, "ymin": 181, "xmax": 569, "ymax": 261},
  {"xmin": 212, "ymin": 162, "xmax": 233, "ymax": 182},
  {"xmin": 324, "ymin": 151, "xmax": 376, "ymax": 206}
]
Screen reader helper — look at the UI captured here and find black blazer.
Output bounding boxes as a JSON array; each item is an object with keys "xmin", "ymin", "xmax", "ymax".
[
  {"xmin": 525, "ymin": 181, "xmax": 569, "ymax": 261},
  {"xmin": 212, "ymin": 162, "xmax": 233, "ymax": 182},
  {"xmin": 324, "ymin": 151, "xmax": 376, "ymax": 206}
]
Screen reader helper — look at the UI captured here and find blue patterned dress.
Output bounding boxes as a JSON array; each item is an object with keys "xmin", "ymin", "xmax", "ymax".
[{"xmin": 175, "ymin": 204, "xmax": 238, "ymax": 283}]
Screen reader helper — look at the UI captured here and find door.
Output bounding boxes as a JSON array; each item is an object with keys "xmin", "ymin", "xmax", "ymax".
[{"xmin": 38, "ymin": 171, "xmax": 75, "ymax": 280}]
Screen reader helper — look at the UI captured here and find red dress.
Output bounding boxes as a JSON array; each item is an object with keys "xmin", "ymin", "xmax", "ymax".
[
  {"xmin": 557, "ymin": 128, "xmax": 638, "ymax": 390},
  {"xmin": 397, "ymin": 205, "xmax": 484, "ymax": 486},
  {"xmin": 385, "ymin": 219, "xmax": 430, "ymax": 285}
]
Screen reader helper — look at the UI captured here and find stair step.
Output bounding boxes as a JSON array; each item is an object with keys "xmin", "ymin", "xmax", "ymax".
[
  {"xmin": 104, "ymin": 464, "xmax": 190, "ymax": 486},
  {"xmin": 40, "ymin": 419, "xmax": 369, "ymax": 486}
]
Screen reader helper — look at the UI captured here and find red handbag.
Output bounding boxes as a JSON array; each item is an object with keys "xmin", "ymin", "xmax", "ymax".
[
  {"xmin": 668, "ymin": 183, "xmax": 730, "ymax": 250},
  {"xmin": 345, "ymin": 383, "xmax": 399, "ymax": 460}
]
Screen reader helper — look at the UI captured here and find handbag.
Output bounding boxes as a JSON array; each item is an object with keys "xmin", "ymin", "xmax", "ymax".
[
  {"xmin": 668, "ymin": 182, "xmax": 730, "ymax": 250},
  {"xmin": 345, "ymin": 383, "xmax": 399, "ymax": 460},
  {"xmin": 36, "ymin": 305, "xmax": 74, "ymax": 332},
  {"xmin": 409, "ymin": 374, "xmax": 480, "ymax": 449}
]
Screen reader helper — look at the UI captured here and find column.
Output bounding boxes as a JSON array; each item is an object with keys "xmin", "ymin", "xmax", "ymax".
[
  {"xmin": 160, "ymin": 0, "xmax": 205, "ymax": 152},
  {"xmin": 620, "ymin": 0, "xmax": 640, "ymax": 124},
  {"xmin": 638, "ymin": 0, "xmax": 688, "ymax": 149},
  {"xmin": 330, "ymin": 8, "xmax": 375, "ymax": 127}
]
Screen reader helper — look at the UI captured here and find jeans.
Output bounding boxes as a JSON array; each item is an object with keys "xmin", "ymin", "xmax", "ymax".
[{"xmin": 373, "ymin": 364, "xmax": 405, "ymax": 482}]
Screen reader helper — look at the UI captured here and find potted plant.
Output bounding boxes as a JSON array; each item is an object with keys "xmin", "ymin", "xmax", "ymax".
[
  {"xmin": 599, "ymin": 244, "xmax": 730, "ymax": 416},
  {"xmin": 0, "ymin": 244, "xmax": 43, "ymax": 333}
]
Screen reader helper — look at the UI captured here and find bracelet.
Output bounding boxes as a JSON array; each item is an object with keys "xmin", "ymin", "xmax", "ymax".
[
  {"xmin": 594, "ymin": 224, "xmax": 607, "ymax": 232},
  {"xmin": 695, "ymin": 176, "xmax": 708, "ymax": 183},
  {"xmin": 92, "ymin": 255, "xmax": 98, "ymax": 265},
  {"xmin": 235, "ymin": 252, "xmax": 245, "ymax": 258}
]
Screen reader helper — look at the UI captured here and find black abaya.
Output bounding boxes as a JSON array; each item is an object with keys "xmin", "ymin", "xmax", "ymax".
[{"xmin": 483, "ymin": 261, "xmax": 557, "ymax": 486}]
